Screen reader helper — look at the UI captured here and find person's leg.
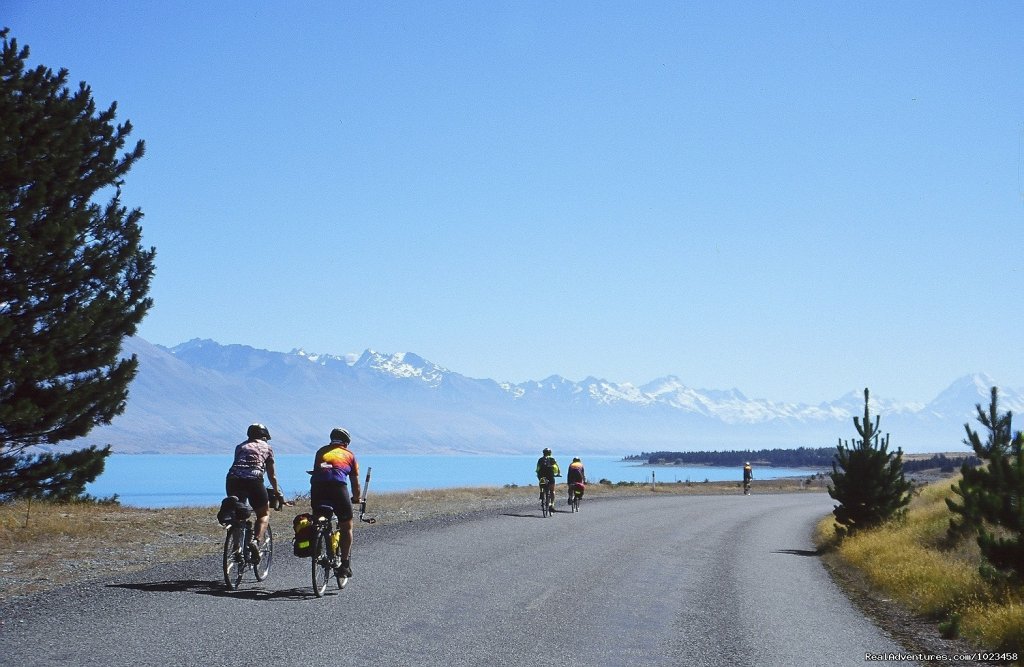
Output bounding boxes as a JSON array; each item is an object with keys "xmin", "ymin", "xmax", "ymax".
[
  {"xmin": 338, "ymin": 517, "xmax": 354, "ymax": 561},
  {"xmin": 330, "ymin": 483, "xmax": 355, "ymax": 575},
  {"xmin": 249, "ymin": 479, "xmax": 271, "ymax": 541},
  {"xmin": 253, "ymin": 503, "xmax": 270, "ymax": 542}
]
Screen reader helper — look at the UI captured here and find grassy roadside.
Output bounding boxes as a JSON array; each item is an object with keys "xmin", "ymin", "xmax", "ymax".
[
  {"xmin": 0, "ymin": 477, "xmax": 821, "ymax": 600},
  {"xmin": 814, "ymin": 477, "xmax": 1024, "ymax": 656}
]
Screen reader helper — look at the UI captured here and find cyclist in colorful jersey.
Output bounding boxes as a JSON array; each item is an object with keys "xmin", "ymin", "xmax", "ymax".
[
  {"xmin": 535, "ymin": 448, "xmax": 560, "ymax": 513},
  {"xmin": 225, "ymin": 423, "xmax": 283, "ymax": 563},
  {"xmin": 566, "ymin": 456, "xmax": 586, "ymax": 505},
  {"xmin": 310, "ymin": 427, "xmax": 361, "ymax": 578}
]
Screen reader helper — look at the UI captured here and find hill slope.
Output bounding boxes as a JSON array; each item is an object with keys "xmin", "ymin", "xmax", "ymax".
[{"xmin": 77, "ymin": 337, "xmax": 1023, "ymax": 455}]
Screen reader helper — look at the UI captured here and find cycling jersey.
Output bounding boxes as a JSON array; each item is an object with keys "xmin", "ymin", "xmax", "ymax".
[
  {"xmin": 311, "ymin": 443, "xmax": 358, "ymax": 484},
  {"xmin": 536, "ymin": 456, "xmax": 560, "ymax": 481},
  {"xmin": 227, "ymin": 438, "xmax": 274, "ymax": 480},
  {"xmin": 567, "ymin": 461, "xmax": 585, "ymax": 484}
]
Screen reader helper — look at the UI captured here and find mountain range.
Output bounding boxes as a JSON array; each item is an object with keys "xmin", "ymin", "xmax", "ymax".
[{"xmin": 78, "ymin": 337, "xmax": 1024, "ymax": 456}]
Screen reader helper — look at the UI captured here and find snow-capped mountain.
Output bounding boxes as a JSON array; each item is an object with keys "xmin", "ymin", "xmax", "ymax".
[{"xmin": 79, "ymin": 337, "xmax": 1023, "ymax": 456}]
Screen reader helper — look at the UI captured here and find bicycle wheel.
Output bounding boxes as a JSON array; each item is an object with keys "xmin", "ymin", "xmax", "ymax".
[
  {"xmin": 312, "ymin": 530, "xmax": 331, "ymax": 598},
  {"xmin": 546, "ymin": 488, "xmax": 555, "ymax": 516},
  {"xmin": 222, "ymin": 525, "xmax": 244, "ymax": 590},
  {"xmin": 254, "ymin": 524, "xmax": 273, "ymax": 581},
  {"xmin": 540, "ymin": 491, "xmax": 549, "ymax": 517},
  {"xmin": 572, "ymin": 494, "xmax": 580, "ymax": 512}
]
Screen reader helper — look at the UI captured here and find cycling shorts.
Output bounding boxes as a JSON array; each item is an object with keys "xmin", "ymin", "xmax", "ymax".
[
  {"xmin": 225, "ymin": 474, "xmax": 269, "ymax": 510},
  {"xmin": 310, "ymin": 480, "xmax": 354, "ymax": 521}
]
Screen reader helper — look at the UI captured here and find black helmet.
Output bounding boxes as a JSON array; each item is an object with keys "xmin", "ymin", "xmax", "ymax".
[
  {"xmin": 543, "ymin": 448, "xmax": 552, "ymax": 456},
  {"xmin": 247, "ymin": 423, "xmax": 271, "ymax": 440},
  {"xmin": 330, "ymin": 427, "xmax": 351, "ymax": 444},
  {"xmin": 573, "ymin": 457, "xmax": 581, "ymax": 462}
]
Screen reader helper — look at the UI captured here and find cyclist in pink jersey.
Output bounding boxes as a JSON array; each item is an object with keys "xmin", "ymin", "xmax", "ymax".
[{"xmin": 225, "ymin": 423, "xmax": 283, "ymax": 563}]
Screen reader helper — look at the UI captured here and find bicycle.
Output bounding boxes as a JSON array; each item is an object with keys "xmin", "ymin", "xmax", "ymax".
[
  {"xmin": 539, "ymin": 478, "xmax": 556, "ymax": 517},
  {"xmin": 311, "ymin": 505, "xmax": 347, "ymax": 597},
  {"xmin": 221, "ymin": 497, "xmax": 273, "ymax": 590},
  {"xmin": 306, "ymin": 467, "xmax": 376, "ymax": 598},
  {"xmin": 569, "ymin": 482, "xmax": 584, "ymax": 512},
  {"xmin": 743, "ymin": 480, "xmax": 752, "ymax": 495}
]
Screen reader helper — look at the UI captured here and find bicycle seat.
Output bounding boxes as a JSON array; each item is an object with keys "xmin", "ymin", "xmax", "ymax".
[{"xmin": 313, "ymin": 504, "xmax": 335, "ymax": 522}]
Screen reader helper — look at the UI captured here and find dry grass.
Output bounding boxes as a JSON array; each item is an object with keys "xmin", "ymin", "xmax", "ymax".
[
  {"xmin": 0, "ymin": 499, "xmax": 226, "ymax": 598},
  {"xmin": 816, "ymin": 477, "xmax": 1024, "ymax": 654},
  {"xmin": 0, "ymin": 477, "xmax": 819, "ymax": 600}
]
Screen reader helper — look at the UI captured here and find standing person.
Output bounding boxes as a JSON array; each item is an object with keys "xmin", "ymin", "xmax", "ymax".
[
  {"xmin": 310, "ymin": 427, "xmax": 361, "ymax": 578},
  {"xmin": 535, "ymin": 448, "xmax": 560, "ymax": 513},
  {"xmin": 225, "ymin": 423, "xmax": 282, "ymax": 563},
  {"xmin": 566, "ymin": 456, "xmax": 586, "ymax": 505},
  {"xmin": 743, "ymin": 461, "xmax": 754, "ymax": 494}
]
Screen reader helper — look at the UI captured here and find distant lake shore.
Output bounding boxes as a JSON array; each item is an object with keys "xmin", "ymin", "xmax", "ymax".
[{"xmin": 86, "ymin": 453, "xmax": 819, "ymax": 508}]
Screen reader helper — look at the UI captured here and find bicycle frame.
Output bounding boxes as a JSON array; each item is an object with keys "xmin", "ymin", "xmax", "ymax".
[
  {"xmin": 539, "ymin": 478, "xmax": 555, "ymax": 517},
  {"xmin": 311, "ymin": 510, "xmax": 345, "ymax": 597},
  {"xmin": 222, "ymin": 500, "xmax": 273, "ymax": 590}
]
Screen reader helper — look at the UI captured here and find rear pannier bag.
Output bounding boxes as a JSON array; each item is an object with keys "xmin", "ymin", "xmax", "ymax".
[
  {"xmin": 217, "ymin": 496, "xmax": 238, "ymax": 525},
  {"xmin": 217, "ymin": 496, "xmax": 252, "ymax": 525},
  {"xmin": 233, "ymin": 501, "xmax": 252, "ymax": 522},
  {"xmin": 292, "ymin": 513, "xmax": 314, "ymax": 557}
]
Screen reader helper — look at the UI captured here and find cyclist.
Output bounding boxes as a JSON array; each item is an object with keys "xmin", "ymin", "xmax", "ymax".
[
  {"xmin": 225, "ymin": 423, "xmax": 283, "ymax": 564},
  {"xmin": 743, "ymin": 461, "xmax": 754, "ymax": 492},
  {"xmin": 310, "ymin": 427, "xmax": 362, "ymax": 578},
  {"xmin": 566, "ymin": 456, "xmax": 586, "ymax": 506},
  {"xmin": 535, "ymin": 448, "xmax": 560, "ymax": 513}
]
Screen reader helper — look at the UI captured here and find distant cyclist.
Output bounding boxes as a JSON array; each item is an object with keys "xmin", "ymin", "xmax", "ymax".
[
  {"xmin": 536, "ymin": 448, "xmax": 560, "ymax": 513},
  {"xmin": 566, "ymin": 456, "xmax": 586, "ymax": 506},
  {"xmin": 743, "ymin": 461, "xmax": 753, "ymax": 494},
  {"xmin": 225, "ymin": 423, "xmax": 283, "ymax": 563},
  {"xmin": 310, "ymin": 427, "xmax": 362, "ymax": 578}
]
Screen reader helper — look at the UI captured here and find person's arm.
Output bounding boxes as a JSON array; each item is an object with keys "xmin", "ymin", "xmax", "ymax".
[
  {"xmin": 266, "ymin": 457, "xmax": 281, "ymax": 495},
  {"xmin": 349, "ymin": 460, "xmax": 362, "ymax": 502}
]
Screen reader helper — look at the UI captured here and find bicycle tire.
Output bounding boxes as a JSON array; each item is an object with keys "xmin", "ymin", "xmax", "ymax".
[
  {"xmin": 222, "ymin": 525, "xmax": 244, "ymax": 590},
  {"xmin": 545, "ymin": 487, "xmax": 555, "ymax": 517},
  {"xmin": 540, "ymin": 489, "xmax": 549, "ymax": 517},
  {"xmin": 572, "ymin": 495, "xmax": 580, "ymax": 512},
  {"xmin": 254, "ymin": 524, "xmax": 273, "ymax": 581},
  {"xmin": 312, "ymin": 529, "xmax": 331, "ymax": 598}
]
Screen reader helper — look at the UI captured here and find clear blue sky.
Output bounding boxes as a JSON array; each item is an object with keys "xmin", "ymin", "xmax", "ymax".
[{"xmin": 7, "ymin": 2, "xmax": 1023, "ymax": 404}]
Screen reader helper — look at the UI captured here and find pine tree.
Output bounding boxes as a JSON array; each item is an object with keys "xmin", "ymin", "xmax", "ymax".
[
  {"xmin": 0, "ymin": 28, "xmax": 154, "ymax": 499},
  {"xmin": 947, "ymin": 387, "xmax": 1024, "ymax": 581},
  {"xmin": 828, "ymin": 388, "xmax": 912, "ymax": 536}
]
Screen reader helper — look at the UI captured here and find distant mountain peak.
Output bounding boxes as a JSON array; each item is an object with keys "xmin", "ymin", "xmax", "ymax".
[
  {"xmin": 353, "ymin": 349, "xmax": 450, "ymax": 386},
  {"xmin": 101, "ymin": 337, "xmax": 1020, "ymax": 455}
]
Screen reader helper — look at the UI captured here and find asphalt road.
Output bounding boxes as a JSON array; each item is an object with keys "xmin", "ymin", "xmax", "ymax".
[{"xmin": 0, "ymin": 493, "xmax": 913, "ymax": 666}]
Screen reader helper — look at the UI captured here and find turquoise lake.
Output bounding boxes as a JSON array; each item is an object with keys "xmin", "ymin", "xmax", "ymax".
[{"xmin": 85, "ymin": 453, "xmax": 820, "ymax": 508}]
